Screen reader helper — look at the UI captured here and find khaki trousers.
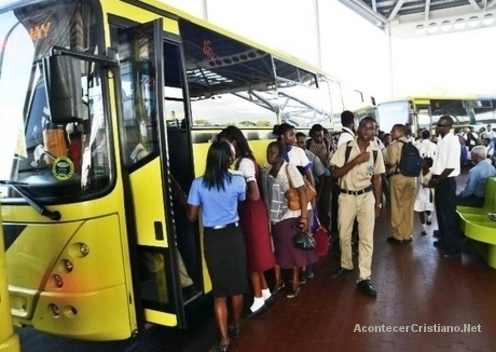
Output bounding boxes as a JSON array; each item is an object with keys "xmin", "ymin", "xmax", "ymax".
[
  {"xmin": 338, "ymin": 191, "xmax": 375, "ymax": 280},
  {"xmin": 389, "ymin": 175, "xmax": 417, "ymax": 241}
]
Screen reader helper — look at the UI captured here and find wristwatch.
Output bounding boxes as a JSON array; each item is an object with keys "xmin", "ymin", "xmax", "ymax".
[{"xmin": 375, "ymin": 203, "xmax": 383, "ymax": 209}]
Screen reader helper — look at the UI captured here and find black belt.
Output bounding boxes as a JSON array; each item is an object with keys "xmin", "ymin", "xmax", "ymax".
[
  {"xmin": 204, "ymin": 222, "xmax": 239, "ymax": 230},
  {"xmin": 339, "ymin": 185, "xmax": 373, "ymax": 196}
]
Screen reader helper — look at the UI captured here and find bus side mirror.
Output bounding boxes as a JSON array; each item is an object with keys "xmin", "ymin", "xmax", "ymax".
[{"xmin": 42, "ymin": 55, "xmax": 84, "ymax": 124}]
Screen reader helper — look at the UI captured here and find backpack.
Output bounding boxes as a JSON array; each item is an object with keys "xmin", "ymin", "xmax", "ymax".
[{"xmin": 395, "ymin": 140, "xmax": 422, "ymax": 177}]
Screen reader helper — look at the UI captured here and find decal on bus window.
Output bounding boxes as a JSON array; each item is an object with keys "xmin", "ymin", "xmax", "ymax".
[{"xmin": 52, "ymin": 157, "xmax": 75, "ymax": 181}]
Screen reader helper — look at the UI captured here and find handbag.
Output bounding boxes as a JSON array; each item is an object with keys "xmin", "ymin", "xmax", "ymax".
[
  {"xmin": 293, "ymin": 229, "xmax": 316, "ymax": 250},
  {"xmin": 285, "ymin": 164, "xmax": 317, "ymax": 211},
  {"xmin": 312, "ymin": 212, "xmax": 330, "ymax": 257}
]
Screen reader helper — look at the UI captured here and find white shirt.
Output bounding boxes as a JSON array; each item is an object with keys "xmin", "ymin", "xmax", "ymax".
[
  {"xmin": 285, "ymin": 146, "xmax": 311, "ymax": 169},
  {"xmin": 432, "ymin": 133, "xmax": 460, "ymax": 177},
  {"xmin": 417, "ymin": 139, "xmax": 438, "ymax": 159},
  {"xmin": 237, "ymin": 158, "xmax": 257, "ymax": 183},
  {"xmin": 337, "ymin": 127, "xmax": 355, "ymax": 147}
]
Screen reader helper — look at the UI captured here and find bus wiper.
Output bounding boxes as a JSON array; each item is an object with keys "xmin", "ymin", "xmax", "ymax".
[{"xmin": 0, "ymin": 180, "xmax": 62, "ymax": 220}]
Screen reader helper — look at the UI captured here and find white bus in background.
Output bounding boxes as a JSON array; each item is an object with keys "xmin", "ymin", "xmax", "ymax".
[{"xmin": 376, "ymin": 96, "xmax": 496, "ymax": 134}]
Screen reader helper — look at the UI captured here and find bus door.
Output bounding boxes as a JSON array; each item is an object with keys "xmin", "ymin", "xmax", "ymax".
[
  {"xmin": 414, "ymin": 103, "xmax": 432, "ymax": 132},
  {"xmin": 115, "ymin": 19, "xmax": 205, "ymax": 329}
]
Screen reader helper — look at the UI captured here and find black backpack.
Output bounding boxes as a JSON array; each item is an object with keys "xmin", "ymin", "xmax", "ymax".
[{"xmin": 395, "ymin": 140, "xmax": 422, "ymax": 177}]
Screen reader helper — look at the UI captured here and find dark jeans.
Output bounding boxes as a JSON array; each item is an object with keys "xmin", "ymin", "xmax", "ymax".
[
  {"xmin": 435, "ymin": 177, "xmax": 462, "ymax": 254},
  {"xmin": 456, "ymin": 194, "xmax": 485, "ymax": 208}
]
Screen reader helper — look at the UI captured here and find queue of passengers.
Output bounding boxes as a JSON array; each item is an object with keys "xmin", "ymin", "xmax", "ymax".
[{"xmin": 179, "ymin": 114, "xmax": 496, "ymax": 352}]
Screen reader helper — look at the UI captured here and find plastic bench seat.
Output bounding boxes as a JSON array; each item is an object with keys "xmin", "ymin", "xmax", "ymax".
[{"xmin": 457, "ymin": 177, "xmax": 496, "ymax": 269}]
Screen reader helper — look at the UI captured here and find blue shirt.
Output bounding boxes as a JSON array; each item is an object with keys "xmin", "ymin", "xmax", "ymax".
[
  {"xmin": 459, "ymin": 160, "xmax": 496, "ymax": 198},
  {"xmin": 187, "ymin": 173, "xmax": 246, "ymax": 227}
]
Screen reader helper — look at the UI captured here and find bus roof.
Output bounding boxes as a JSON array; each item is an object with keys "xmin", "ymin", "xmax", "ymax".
[{"xmin": 132, "ymin": 0, "xmax": 340, "ymax": 82}]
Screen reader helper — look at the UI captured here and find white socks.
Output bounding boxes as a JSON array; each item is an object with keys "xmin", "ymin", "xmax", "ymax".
[
  {"xmin": 262, "ymin": 288, "xmax": 272, "ymax": 300},
  {"xmin": 427, "ymin": 214, "xmax": 432, "ymax": 222},
  {"xmin": 422, "ymin": 223, "xmax": 427, "ymax": 232},
  {"xmin": 250, "ymin": 296, "xmax": 265, "ymax": 312}
]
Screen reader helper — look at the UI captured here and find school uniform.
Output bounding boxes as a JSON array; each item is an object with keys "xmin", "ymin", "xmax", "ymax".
[
  {"xmin": 330, "ymin": 138, "xmax": 385, "ymax": 281},
  {"xmin": 187, "ymin": 173, "xmax": 249, "ymax": 297},
  {"xmin": 386, "ymin": 137, "xmax": 417, "ymax": 241}
]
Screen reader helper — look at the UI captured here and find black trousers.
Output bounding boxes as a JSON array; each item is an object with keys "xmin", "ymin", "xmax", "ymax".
[
  {"xmin": 434, "ymin": 177, "xmax": 462, "ymax": 254},
  {"xmin": 456, "ymin": 194, "xmax": 485, "ymax": 208}
]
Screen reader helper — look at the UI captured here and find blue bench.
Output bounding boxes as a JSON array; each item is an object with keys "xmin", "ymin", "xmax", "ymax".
[{"xmin": 457, "ymin": 177, "xmax": 496, "ymax": 269}]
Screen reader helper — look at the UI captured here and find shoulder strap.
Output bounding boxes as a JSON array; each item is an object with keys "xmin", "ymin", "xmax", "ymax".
[
  {"xmin": 373, "ymin": 150, "xmax": 377, "ymax": 164},
  {"xmin": 285, "ymin": 163, "xmax": 295, "ymax": 189},
  {"xmin": 344, "ymin": 141, "xmax": 352, "ymax": 164}
]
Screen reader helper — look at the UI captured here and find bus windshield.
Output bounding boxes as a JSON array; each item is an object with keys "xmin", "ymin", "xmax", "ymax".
[
  {"xmin": 0, "ymin": 0, "xmax": 109, "ymax": 203},
  {"xmin": 376, "ymin": 100, "xmax": 409, "ymax": 133}
]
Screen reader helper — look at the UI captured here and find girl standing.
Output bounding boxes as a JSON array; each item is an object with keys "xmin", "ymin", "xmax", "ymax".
[
  {"xmin": 186, "ymin": 141, "xmax": 248, "ymax": 352},
  {"xmin": 414, "ymin": 157, "xmax": 434, "ymax": 235},
  {"xmin": 262, "ymin": 141, "xmax": 318, "ymax": 298},
  {"xmin": 218, "ymin": 126, "xmax": 275, "ymax": 317}
]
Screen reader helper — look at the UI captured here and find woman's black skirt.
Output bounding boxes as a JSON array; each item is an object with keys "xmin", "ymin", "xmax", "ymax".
[{"xmin": 204, "ymin": 225, "xmax": 249, "ymax": 298}]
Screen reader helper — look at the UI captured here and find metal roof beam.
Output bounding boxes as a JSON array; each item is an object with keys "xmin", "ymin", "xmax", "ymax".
[
  {"xmin": 337, "ymin": 0, "xmax": 388, "ymax": 26},
  {"xmin": 425, "ymin": 0, "xmax": 431, "ymax": 20},
  {"xmin": 467, "ymin": 0, "xmax": 481, "ymax": 10},
  {"xmin": 389, "ymin": 0, "xmax": 406, "ymax": 20},
  {"xmin": 372, "ymin": 0, "xmax": 377, "ymax": 13}
]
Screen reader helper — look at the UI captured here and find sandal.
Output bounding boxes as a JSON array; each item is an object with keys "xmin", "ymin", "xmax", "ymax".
[
  {"xmin": 285, "ymin": 285, "xmax": 300, "ymax": 299},
  {"xmin": 218, "ymin": 344, "xmax": 230, "ymax": 352},
  {"xmin": 273, "ymin": 281, "xmax": 285, "ymax": 295}
]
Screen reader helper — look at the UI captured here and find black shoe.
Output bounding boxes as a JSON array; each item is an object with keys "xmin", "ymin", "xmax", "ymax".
[
  {"xmin": 442, "ymin": 251, "xmax": 461, "ymax": 258},
  {"xmin": 387, "ymin": 236, "xmax": 403, "ymax": 244},
  {"xmin": 299, "ymin": 272, "xmax": 307, "ymax": 285},
  {"xmin": 433, "ymin": 230, "xmax": 441, "ymax": 238},
  {"xmin": 402, "ymin": 237, "xmax": 413, "ymax": 244},
  {"xmin": 228, "ymin": 327, "xmax": 241, "ymax": 337},
  {"xmin": 421, "ymin": 230, "xmax": 427, "ymax": 236},
  {"xmin": 264, "ymin": 295, "xmax": 274, "ymax": 308},
  {"xmin": 357, "ymin": 279, "xmax": 377, "ymax": 296},
  {"xmin": 242, "ymin": 303, "xmax": 267, "ymax": 318},
  {"xmin": 426, "ymin": 220, "xmax": 432, "ymax": 225},
  {"xmin": 329, "ymin": 267, "xmax": 353, "ymax": 279}
]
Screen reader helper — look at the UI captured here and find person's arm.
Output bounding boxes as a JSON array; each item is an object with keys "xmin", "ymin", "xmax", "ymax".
[
  {"xmin": 299, "ymin": 149, "xmax": 315, "ymax": 187},
  {"xmin": 332, "ymin": 152, "xmax": 370, "ymax": 179},
  {"xmin": 185, "ymin": 180, "xmax": 200, "ymax": 222},
  {"xmin": 239, "ymin": 159, "xmax": 260, "ymax": 201},
  {"xmin": 385, "ymin": 143, "xmax": 398, "ymax": 170},
  {"xmin": 457, "ymin": 171, "xmax": 474, "ymax": 198},
  {"xmin": 372, "ymin": 174, "xmax": 382, "ymax": 218}
]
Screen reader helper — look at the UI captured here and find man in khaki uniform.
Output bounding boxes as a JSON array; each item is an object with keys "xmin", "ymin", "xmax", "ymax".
[
  {"xmin": 329, "ymin": 117, "xmax": 385, "ymax": 296},
  {"xmin": 385, "ymin": 124, "xmax": 417, "ymax": 244}
]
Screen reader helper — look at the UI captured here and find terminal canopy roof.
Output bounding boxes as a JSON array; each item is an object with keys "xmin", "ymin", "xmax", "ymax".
[{"xmin": 339, "ymin": 0, "xmax": 496, "ymax": 38}]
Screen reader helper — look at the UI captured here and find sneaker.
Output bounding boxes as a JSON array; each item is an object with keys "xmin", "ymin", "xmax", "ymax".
[
  {"xmin": 306, "ymin": 266, "xmax": 315, "ymax": 279},
  {"xmin": 299, "ymin": 272, "xmax": 307, "ymax": 285},
  {"xmin": 285, "ymin": 285, "xmax": 300, "ymax": 298}
]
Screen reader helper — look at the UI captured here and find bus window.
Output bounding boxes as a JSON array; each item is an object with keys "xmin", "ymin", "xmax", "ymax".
[{"xmin": 377, "ymin": 100, "xmax": 409, "ymax": 133}]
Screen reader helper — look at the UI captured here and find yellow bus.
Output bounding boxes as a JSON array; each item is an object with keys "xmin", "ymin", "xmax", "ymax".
[
  {"xmin": 0, "ymin": 0, "xmax": 346, "ymax": 342},
  {"xmin": 376, "ymin": 96, "xmax": 496, "ymax": 134},
  {"xmin": 0, "ymin": 205, "xmax": 20, "ymax": 352}
]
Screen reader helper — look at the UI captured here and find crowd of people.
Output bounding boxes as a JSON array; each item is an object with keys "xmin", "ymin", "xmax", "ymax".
[{"xmin": 177, "ymin": 113, "xmax": 496, "ymax": 352}]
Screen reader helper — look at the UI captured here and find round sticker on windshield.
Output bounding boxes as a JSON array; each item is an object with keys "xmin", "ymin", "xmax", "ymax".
[{"xmin": 52, "ymin": 157, "xmax": 75, "ymax": 181}]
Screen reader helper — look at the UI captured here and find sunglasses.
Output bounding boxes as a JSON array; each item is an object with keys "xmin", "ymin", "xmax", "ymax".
[{"xmin": 436, "ymin": 123, "xmax": 450, "ymax": 127}]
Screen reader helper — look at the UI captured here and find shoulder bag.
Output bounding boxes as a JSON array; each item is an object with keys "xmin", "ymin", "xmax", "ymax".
[{"xmin": 285, "ymin": 164, "xmax": 317, "ymax": 210}]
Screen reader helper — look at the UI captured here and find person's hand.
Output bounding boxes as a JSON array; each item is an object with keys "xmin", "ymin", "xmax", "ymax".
[
  {"xmin": 375, "ymin": 206, "xmax": 381, "ymax": 219},
  {"xmin": 175, "ymin": 191, "xmax": 188, "ymax": 206},
  {"xmin": 299, "ymin": 217, "xmax": 308, "ymax": 230},
  {"xmin": 355, "ymin": 151, "xmax": 370, "ymax": 164},
  {"xmin": 427, "ymin": 179, "xmax": 438, "ymax": 188}
]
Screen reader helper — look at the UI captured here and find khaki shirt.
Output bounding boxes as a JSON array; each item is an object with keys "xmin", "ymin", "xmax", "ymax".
[
  {"xmin": 331, "ymin": 138, "xmax": 385, "ymax": 191},
  {"xmin": 385, "ymin": 136, "xmax": 408, "ymax": 176}
]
